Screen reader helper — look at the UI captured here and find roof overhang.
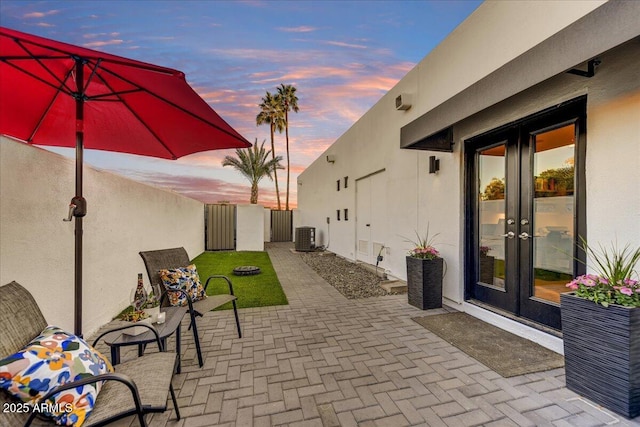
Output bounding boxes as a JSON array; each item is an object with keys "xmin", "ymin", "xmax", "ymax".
[{"xmin": 401, "ymin": 0, "xmax": 640, "ymax": 150}]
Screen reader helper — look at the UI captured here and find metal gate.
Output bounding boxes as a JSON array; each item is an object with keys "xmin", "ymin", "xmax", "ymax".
[
  {"xmin": 271, "ymin": 210, "xmax": 292, "ymax": 242},
  {"xmin": 205, "ymin": 204, "xmax": 236, "ymax": 250}
]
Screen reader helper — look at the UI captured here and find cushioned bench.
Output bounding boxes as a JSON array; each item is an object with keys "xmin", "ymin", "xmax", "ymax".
[
  {"xmin": 140, "ymin": 247, "xmax": 242, "ymax": 368},
  {"xmin": 0, "ymin": 281, "xmax": 180, "ymax": 426}
]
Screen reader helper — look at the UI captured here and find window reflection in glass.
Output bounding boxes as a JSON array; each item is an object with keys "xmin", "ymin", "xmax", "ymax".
[
  {"xmin": 478, "ymin": 143, "xmax": 506, "ymax": 288},
  {"xmin": 532, "ymin": 124, "xmax": 576, "ymax": 303}
]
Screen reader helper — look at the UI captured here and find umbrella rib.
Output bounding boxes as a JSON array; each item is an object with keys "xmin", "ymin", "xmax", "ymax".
[
  {"xmin": 1, "ymin": 30, "xmax": 176, "ymax": 76},
  {"xmin": 92, "ymin": 70, "xmax": 178, "ymax": 158},
  {"xmin": 0, "ymin": 58, "xmax": 74, "ymax": 97},
  {"xmin": 82, "ymin": 60, "xmax": 145, "ymax": 101},
  {"xmin": 0, "ymin": 54, "xmax": 70, "ymax": 60},
  {"xmin": 83, "ymin": 58, "xmax": 102, "ymax": 94},
  {"xmin": 95, "ymin": 63, "xmax": 248, "ymax": 144},
  {"xmin": 13, "ymin": 39, "xmax": 76, "ymax": 94},
  {"xmin": 28, "ymin": 66, "xmax": 77, "ymax": 143},
  {"xmin": 88, "ymin": 89, "xmax": 143, "ymax": 100}
]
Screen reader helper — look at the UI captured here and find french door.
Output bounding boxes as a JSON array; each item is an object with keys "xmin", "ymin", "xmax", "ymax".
[{"xmin": 466, "ymin": 98, "xmax": 586, "ymax": 330}]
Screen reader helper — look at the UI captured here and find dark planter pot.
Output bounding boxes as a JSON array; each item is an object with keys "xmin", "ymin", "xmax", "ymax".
[
  {"xmin": 561, "ymin": 292, "xmax": 640, "ymax": 418},
  {"xmin": 406, "ymin": 256, "xmax": 443, "ymax": 310},
  {"xmin": 479, "ymin": 255, "xmax": 495, "ymax": 285}
]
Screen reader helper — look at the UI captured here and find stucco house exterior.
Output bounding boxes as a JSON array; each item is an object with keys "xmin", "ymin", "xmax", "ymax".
[{"xmin": 297, "ymin": 0, "xmax": 640, "ymax": 353}]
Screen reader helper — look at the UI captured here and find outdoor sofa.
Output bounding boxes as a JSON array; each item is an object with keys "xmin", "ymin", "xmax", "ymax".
[{"xmin": 0, "ymin": 281, "xmax": 180, "ymax": 426}]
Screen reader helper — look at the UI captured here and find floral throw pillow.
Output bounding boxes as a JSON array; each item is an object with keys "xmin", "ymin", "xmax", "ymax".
[
  {"xmin": 0, "ymin": 326, "xmax": 114, "ymax": 426},
  {"xmin": 159, "ymin": 264, "xmax": 207, "ymax": 307}
]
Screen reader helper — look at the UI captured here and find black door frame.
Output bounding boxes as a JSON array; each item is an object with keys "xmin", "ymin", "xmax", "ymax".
[{"xmin": 464, "ymin": 96, "xmax": 587, "ymax": 330}]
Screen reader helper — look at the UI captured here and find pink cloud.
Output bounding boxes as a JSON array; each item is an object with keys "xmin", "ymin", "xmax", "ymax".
[
  {"xmin": 23, "ymin": 10, "xmax": 59, "ymax": 18},
  {"xmin": 83, "ymin": 32, "xmax": 121, "ymax": 39},
  {"xmin": 277, "ymin": 26, "xmax": 318, "ymax": 33},
  {"xmin": 323, "ymin": 40, "xmax": 368, "ymax": 49},
  {"xmin": 125, "ymin": 170, "xmax": 280, "ymax": 206},
  {"xmin": 207, "ymin": 48, "xmax": 293, "ymax": 62},
  {"xmin": 252, "ymin": 65, "xmax": 356, "ymax": 84},
  {"xmin": 83, "ymin": 39, "xmax": 124, "ymax": 48}
]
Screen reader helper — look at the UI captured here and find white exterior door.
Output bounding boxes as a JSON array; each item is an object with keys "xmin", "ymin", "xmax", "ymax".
[{"xmin": 356, "ymin": 171, "xmax": 386, "ymax": 265}]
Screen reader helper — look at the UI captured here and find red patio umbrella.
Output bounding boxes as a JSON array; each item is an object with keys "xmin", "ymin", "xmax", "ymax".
[{"xmin": 0, "ymin": 26, "xmax": 251, "ymax": 336}]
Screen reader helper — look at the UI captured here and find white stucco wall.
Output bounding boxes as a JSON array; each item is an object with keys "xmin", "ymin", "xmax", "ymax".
[
  {"xmin": 585, "ymin": 76, "xmax": 640, "ymax": 249},
  {"xmin": 407, "ymin": 0, "xmax": 606, "ymax": 118},
  {"xmin": 264, "ymin": 207, "xmax": 271, "ymax": 242},
  {"xmin": 0, "ymin": 137, "xmax": 205, "ymax": 336},
  {"xmin": 236, "ymin": 204, "xmax": 265, "ymax": 251},
  {"xmin": 299, "ymin": 1, "xmax": 608, "ymax": 281},
  {"xmin": 298, "ymin": 0, "xmax": 640, "ymax": 335}
]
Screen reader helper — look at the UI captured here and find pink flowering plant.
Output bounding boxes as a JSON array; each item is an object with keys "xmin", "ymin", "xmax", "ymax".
[
  {"xmin": 479, "ymin": 246, "xmax": 491, "ymax": 256},
  {"xmin": 405, "ymin": 227, "xmax": 440, "ymax": 260},
  {"xmin": 566, "ymin": 239, "xmax": 640, "ymax": 307}
]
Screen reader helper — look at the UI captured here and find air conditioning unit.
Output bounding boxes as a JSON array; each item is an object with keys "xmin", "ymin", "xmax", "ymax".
[
  {"xmin": 295, "ymin": 227, "xmax": 316, "ymax": 252},
  {"xmin": 395, "ymin": 93, "xmax": 411, "ymax": 111}
]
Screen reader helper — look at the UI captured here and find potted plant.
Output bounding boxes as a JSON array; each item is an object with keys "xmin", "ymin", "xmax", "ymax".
[
  {"xmin": 405, "ymin": 228, "xmax": 444, "ymax": 310},
  {"xmin": 479, "ymin": 245, "xmax": 495, "ymax": 285},
  {"xmin": 561, "ymin": 240, "xmax": 640, "ymax": 418}
]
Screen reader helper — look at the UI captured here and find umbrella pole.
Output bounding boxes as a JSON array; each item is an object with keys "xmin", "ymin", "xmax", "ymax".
[
  {"xmin": 74, "ymin": 58, "xmax": 84, "ymax": 337},
  {"xmin": 74, "ymin": 144, "xmax": 83, "ymax": 337}
]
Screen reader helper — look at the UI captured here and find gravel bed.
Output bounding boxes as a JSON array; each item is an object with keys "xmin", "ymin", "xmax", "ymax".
[{"xmin": 300, "ymin": 250, "xmax": 402, "ymax": 299}]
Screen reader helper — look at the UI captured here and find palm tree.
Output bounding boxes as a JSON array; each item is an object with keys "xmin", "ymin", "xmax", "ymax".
[
  {"xmin": 222, "ymin": 139, "xmax": 284, "ymax": 205},
  {"xmin": 256, "ymin": 91, "xmax": 285, "ymax": 209},
  {"xmin": 277, "ymin": 83, "xmax": 299, "ymax": 211}
]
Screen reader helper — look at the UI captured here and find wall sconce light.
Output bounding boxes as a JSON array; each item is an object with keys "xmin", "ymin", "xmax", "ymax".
[
  {"xmin": 429, "ymin": 155, "xmax": 440, "ymax": 174},
  {"xmin": 395, "ymin": 93, "xmax": 412, "ymax": 111},
  {"xmin": 326, "ymin": 155, "xmax": 336, "ymax": 164}
]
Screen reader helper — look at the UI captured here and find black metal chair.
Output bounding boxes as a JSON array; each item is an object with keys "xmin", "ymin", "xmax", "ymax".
[
  {"xmin": 0, "ymin": 281, "xmax": 180, "ymax": 427},
  {"xmin": 139, "ymin": 247, "xmax": 242, "ymax": 368}
]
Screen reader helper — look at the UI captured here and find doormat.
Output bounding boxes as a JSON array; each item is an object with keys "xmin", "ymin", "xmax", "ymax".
[{"xmin": 412, "ymin": 312, "xmax": 564, "ymax": 378}]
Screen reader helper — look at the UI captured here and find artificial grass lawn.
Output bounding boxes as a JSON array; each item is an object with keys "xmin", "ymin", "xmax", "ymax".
[{"xmin": 192, "ymin": 250, "xmax": 288, "ymax": 310}]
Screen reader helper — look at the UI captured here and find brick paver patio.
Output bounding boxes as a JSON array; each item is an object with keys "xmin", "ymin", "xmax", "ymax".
[{"xmin": 111, "ymin": 242, "xmax": 640, "ymax": 426}]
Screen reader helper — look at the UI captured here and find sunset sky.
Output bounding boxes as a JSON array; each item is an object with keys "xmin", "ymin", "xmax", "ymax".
[{"xmin": 0, "ymin": 0, "xmax": 481, "ymax": 208}]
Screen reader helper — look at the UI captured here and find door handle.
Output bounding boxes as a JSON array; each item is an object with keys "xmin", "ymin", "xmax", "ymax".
[
  {"xmin": 518, "ymin": 232, "xmax": 531, "ymax": 240},
  {"xmin": 501, "ymin": 231, "xmax": 515, "ymax": 239}
]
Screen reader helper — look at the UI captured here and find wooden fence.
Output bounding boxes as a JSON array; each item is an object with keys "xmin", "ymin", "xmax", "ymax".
[
  {"xmin": 205, "ymin": 205, "xmax": 293, "ymax": 249},
  {"xmin": 271, "ymin": 210, "xmax": 293, "ymax": 242},
  {"xmin": 205, "ymin": 204, "xmax": 236, "ymax": 250}
]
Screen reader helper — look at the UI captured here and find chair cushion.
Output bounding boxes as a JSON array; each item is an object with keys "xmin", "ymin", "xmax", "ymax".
[
  {"xmin": 159, "ymin": 264, "xmax": 207, "ymax": 307},
  {"xmin": 85, "ymin": 352, "xmax": 176, "ymax": 426},
  {"xmin": 0, "ymin": 326, "xmax": 113, "ymax": 426}
]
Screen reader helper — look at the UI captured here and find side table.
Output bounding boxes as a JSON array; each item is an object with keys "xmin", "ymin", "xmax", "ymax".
[{"xmin": 103, "ymin": 306, "xmax": 185, "ymax": 373}]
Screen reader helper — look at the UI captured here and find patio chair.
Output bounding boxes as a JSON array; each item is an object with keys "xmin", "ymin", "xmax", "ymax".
[
  {"xmin": 0, "ymin": 281, "xmax": 180, "ymax": 427},
  {"xmin": 139, "ymin": 247, "xmax": 242, "ymax": 368}
]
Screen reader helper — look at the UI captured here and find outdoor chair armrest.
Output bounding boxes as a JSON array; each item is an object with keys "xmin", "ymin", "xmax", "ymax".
[
  {"xmin": 25, "ymin": 372, "xmax": 145, "ymax": 427},
  {"xmin": 92, "ymin": 323, "xmax": 165, "ymax": 352},
  {"xmin": 204, "ymin": 275, "xmax": 236, "ymax": 296}
]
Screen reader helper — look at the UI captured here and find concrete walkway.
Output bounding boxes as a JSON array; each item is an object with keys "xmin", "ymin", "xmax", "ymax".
[{"xmin": 122, "ymin": 243, "xmax": 639, "ymax": 426}]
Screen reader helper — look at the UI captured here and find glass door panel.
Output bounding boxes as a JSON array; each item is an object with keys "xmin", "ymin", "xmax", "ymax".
[
  {"xmin": 472, "ymin": 135, "xmax": 518, "ymax": 315},
  {"xmin": 467, "ymin": 97, "xmax": 586, "ymax": 330},
  {"xmin": 530, "ymin": 124, "xmax": 576, "ymax": 303},
  {"xmin": 478, "ymin": 144, "xmax": 506, "ymax": 289}
]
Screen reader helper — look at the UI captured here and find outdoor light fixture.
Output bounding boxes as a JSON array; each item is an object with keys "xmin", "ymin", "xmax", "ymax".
[
  {"xmin": 429, "ymin": 155, "xmax": 440, "ymax": 174},
  {"xmin": 395, "ymin": 93, "xmax": 412, "ymax": 110}
]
